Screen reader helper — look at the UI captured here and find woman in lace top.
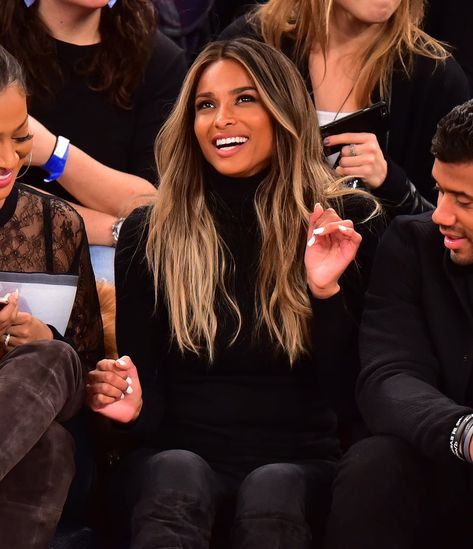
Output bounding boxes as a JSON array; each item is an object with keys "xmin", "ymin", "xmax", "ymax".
[{"xmin": 0, "ymin": 46, "xmax": 103, "ymax": 548}]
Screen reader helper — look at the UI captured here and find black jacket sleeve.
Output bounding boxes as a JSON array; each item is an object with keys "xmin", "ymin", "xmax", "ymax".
[{"xmin": 357, "ymin": 217, "xmax": 473, "ymax": 462}]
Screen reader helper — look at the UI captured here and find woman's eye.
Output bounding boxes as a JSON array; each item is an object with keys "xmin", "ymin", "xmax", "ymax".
[
  {"xmin": 236, "ymin": 94, "xmax": 255, "ymax": 104},
  {"xmin": 13, "ymin": 133, "xmax": 33, "ymax": 144},
  {"xmin": 196, "ymin": 101, "xmax": 214, "ymax": 111}
]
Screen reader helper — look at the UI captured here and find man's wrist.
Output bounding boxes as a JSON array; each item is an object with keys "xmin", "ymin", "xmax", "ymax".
[{"xmin": 450, "ymin": 413, "xmax": 473, "ymax": 462}]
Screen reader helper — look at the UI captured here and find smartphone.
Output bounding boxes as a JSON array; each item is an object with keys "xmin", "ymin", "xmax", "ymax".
[{"xmin": 320, "ymin": 101, "xmax": 390, "ymax": 156}]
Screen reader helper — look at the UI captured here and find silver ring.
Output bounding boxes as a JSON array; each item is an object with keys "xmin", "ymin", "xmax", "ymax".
[
  {"xmin": 4, "ymin": 333, "xmax": 11, "ymax": 349},
  {"xmin": 349, "ymin": 143, "xmax": 357, "ymax": 157}
]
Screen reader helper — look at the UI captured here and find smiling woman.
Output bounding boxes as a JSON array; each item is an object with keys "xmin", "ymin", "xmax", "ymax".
[
  {"xmin": 0, "ymin": 86, "xmax": 33, "ymax": 208},
  {"xmin": 0, "ymin": 45, "xmax": 103, "ymax": 548},
  {"xmin": 87, "ymin": 38, "xmax": 382, "ymax": 548},
  {"xmin": 194, "ymin": 59, "xmax": 273, "ymax": 178}
]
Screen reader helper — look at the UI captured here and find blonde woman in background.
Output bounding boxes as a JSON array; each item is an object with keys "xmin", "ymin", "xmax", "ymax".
[
  {"xmin": 221, "ymin": 0, "xmax": 470, "ymax": 213},
  {"xmin": 87, "ymin": 38, "xmax": 382, "ymax": 548}
]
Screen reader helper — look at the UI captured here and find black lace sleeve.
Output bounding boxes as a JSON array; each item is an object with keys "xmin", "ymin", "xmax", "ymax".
[{"xmin": 48, "ymin": 197, "xmax": 104, "ymax": 371}]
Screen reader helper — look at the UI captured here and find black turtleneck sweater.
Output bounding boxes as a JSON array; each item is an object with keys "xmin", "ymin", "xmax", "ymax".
[{"xmin": 115, "ymin": 168, "xmax": 379, "ymax": 467}]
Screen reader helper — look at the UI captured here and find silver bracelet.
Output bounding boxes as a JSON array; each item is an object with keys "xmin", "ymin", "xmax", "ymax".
[{"xmin": 112, "ymin": 217, "xmax": 125, "ymax": 246}]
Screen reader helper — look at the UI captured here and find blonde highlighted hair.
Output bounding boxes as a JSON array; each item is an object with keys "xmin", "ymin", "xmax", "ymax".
[
  {"xmin": 146, "ymin": 38, "xmax": 378, "ymax": 364},
  {"xmin": 256, "ymin": 0, "xmax": 449, "ymax": 107}
]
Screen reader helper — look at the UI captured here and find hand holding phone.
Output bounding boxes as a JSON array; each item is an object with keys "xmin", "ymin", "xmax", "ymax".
[
  {"xmin": 320, "ymin": 101, "xmax": 390, "ymax": 156},
  {"xmin": 328, "ymin": 131, "xmax": 388, "ymax": 189}
]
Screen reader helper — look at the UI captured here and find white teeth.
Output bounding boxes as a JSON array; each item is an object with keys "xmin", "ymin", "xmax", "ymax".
[
  {"xmin": 216, "ymin": 136, "xmax": 248, "ymax": 148},
  {"xmin": 0, "ymin": 172, "xmax": 12, "ymax": 181}
]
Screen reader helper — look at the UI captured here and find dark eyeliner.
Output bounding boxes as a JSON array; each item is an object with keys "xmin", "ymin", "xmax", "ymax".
[{"xmin": 14, "ymin": 133, "xmax": 34, "ymax": 144}]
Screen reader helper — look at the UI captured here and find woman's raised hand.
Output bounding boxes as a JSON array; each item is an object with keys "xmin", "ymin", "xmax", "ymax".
[
  {"xmin": 325, "ymin": 132, "xmax": 387, "ymax": 189},
  {"xmin": 86, "ymin": 356, "xmax": 143, "ymax": 423},
  {"xmin": 304, "ymin": 203, "xmax": 362, "ymax": 299}
]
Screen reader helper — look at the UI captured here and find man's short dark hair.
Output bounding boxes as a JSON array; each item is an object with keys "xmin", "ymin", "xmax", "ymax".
[{"xmin": 431, "ymin": 99, "xmax": 473, "ymax": 164}]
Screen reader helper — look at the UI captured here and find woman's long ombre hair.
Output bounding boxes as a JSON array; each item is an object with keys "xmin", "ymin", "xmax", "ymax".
[
  {"xmin": 147, "ymin": 38, "xmax": 377, "ymax": 363},
  {"xmin": 256, "ymin": 0, "xmax": 448, "ymax": 107}
]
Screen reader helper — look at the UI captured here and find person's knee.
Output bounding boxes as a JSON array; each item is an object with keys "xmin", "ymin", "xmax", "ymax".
[
  {"xmin": 336, "ymin": 435, "xmax": 422, "ymax": 490},
  {"xmin": 6, "ymin": 340, "xmax": 82, "ymax": 383},
  {"xmin": 142, "ymin": 449, "xmax": 214, "ymax": 500},
  {"xmin": 237, "ymin": 463, "xmax": 306, "ymax": 517}
]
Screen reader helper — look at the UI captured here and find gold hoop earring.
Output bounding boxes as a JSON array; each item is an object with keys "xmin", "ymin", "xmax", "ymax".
[{"xmin": 16, "ymin": 151, "xmax": 32, "ymax": 180}]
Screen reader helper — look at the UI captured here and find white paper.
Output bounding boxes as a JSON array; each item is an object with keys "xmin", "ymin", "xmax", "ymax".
[{"xmin": 0, "ymin": 273, "xmax": 78, "ymax": 336}]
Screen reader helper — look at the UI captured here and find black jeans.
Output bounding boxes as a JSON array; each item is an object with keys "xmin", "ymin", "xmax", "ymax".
[
  {"xmin": 0, "ymin": 340, "xmax": 84, "ymax": 549},
  {"xmin": 324, "ymin": 435, "xmax": 473, "ymax": 549},
  {"xmin": 106, "ymin": 448, "xmax": 336, "ymax": 549}
]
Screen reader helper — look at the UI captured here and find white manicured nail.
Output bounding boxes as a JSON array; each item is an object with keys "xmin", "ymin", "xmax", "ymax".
[
  {"xmin": 120, "ymin": 393, "xmax": 125, "ymax": 400},
  {"xmin": 116, "ymin": 358, "xmax": 126, "ymax": 366},
  {"xmin": 313, "ymin": 227, "xmax": 325, "ymax": 235},
  {"xmin": 338, "ymin": 224, "xmax": 349, "ymax": 232},
  {"xmin": 126, "ymin": 385, "xmax": 133, "ymax": 395},
  {"xmin": 126, "ymin": 376, "xmax": 132, "ymax": 385},
  {"xmin": 307, "ymin": 235, "xmax": 316, "ymax": 247}
]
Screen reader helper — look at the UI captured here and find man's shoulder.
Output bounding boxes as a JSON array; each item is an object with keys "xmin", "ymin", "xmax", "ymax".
[
  {"xmin": 388, "ymin": 211, "xmax": 438, "ymax": 240},
  {"xmin": 380, "ymin": 211, "xmax": 444, "ymax": 261}
]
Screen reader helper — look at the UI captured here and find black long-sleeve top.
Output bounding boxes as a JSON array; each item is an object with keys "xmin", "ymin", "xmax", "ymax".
[
  {"xmin": 115, "ymin": 169, "xmax": 380, "ymax": 465},
  {"xmin": 0, "ymin": 183, "xmax": 103, "ymax": 372},
  {"xmin": 21, "ymin": 31, "xmax": 187, "ymax": 199}
]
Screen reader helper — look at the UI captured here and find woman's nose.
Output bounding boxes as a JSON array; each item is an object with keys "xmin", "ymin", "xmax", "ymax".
[
  {"xmin": 214, "ymin": 105, "xmax": 236, "ymax": 129},
  {"xmin": 0, "ymin": 141, "xmax": 19, "ymax": 171}
]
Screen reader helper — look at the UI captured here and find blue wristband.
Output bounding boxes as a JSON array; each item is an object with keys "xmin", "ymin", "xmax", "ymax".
[{"xmin": 42, "ymin": 136, "xmax": 70, "ymax": 182}]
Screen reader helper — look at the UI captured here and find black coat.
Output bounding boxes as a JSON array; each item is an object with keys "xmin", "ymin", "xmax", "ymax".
[{"xmin": 358, "ymin": 212, "xmax": 473, "ymax": 463}]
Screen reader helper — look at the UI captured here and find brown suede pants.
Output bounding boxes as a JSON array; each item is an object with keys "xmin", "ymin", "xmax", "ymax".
[{"xmin": 0, "ymin": 340, "xmax": 84, "ymax": 549}]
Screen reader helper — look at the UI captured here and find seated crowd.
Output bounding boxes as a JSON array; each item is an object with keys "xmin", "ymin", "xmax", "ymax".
[{"xmin": 0, "ymin": 1, "xmax": 472, "ymax": 548}]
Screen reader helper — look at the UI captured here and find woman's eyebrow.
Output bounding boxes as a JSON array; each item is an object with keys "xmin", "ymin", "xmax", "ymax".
[
  {"xmin": 195, "ymin": 86, "xmax": 257, "ymax": 100},
  {"xmin": 14, "ymin": 115, "xmax": 29, "ymax": 131}
]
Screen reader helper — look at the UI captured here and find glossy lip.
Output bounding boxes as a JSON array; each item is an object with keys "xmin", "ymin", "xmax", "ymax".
[
  {"xmin": 211, "ymin": 133, "xmax": 249, "ymax": 158},
  {"xmin": 0, "ymin": 171, "xmax": 14, "ymax": 189}
]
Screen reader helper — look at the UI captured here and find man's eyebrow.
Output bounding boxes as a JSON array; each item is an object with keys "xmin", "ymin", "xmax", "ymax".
[
  {"xmin": 435, "ymin": 180, "xmax": 473, "ymax": 201},
  {"xmin": 195, "ymin": 86, "xmax": 257, "ymax": 99}
]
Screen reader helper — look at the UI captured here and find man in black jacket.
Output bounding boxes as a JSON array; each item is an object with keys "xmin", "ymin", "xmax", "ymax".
[{"xmin": 324, "ymin": 99, "xmax": 473, "ymax": 549}]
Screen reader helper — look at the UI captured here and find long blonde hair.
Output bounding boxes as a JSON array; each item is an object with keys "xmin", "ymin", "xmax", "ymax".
[
  {"xmin": 146, "ymin": 38, "xmax": 378, "ymax": 363},
  {"xmin": 256, "ymin": 0, "xmax": 448, "ymax": 106}
]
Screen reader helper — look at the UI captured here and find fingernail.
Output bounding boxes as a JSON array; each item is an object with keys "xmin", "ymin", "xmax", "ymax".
[
  {"xmin": 323, "ymin": 137, "xmax": 330, "ymax": 145},
  {"xmin": 313, "ymin": 202, "xmax": 321, "ymax": 212},
  {"xmin": 116, "ymin": 358, "xmax": 126, "ymax": 366},
  {"xmin": 126, "ymin": 376, "xmax": 132, "ymax": 385},
  {"xmin": 120, "ymin": 393, "xmax": 125, "ymax": 400},
  {"xmin": 338, "ymin": 224, "xmax": 349, "ymax": 232},
  {"xmin": 307, "ymin": 235, "xmax": 316, "ymax": 247},
  {"xmin": 313, "ymin": 227, "xmax": 325, "ymax": 235},
  {"xmin": 126, "ymin": 386, "xmax": 133, "ymax": 395}
]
